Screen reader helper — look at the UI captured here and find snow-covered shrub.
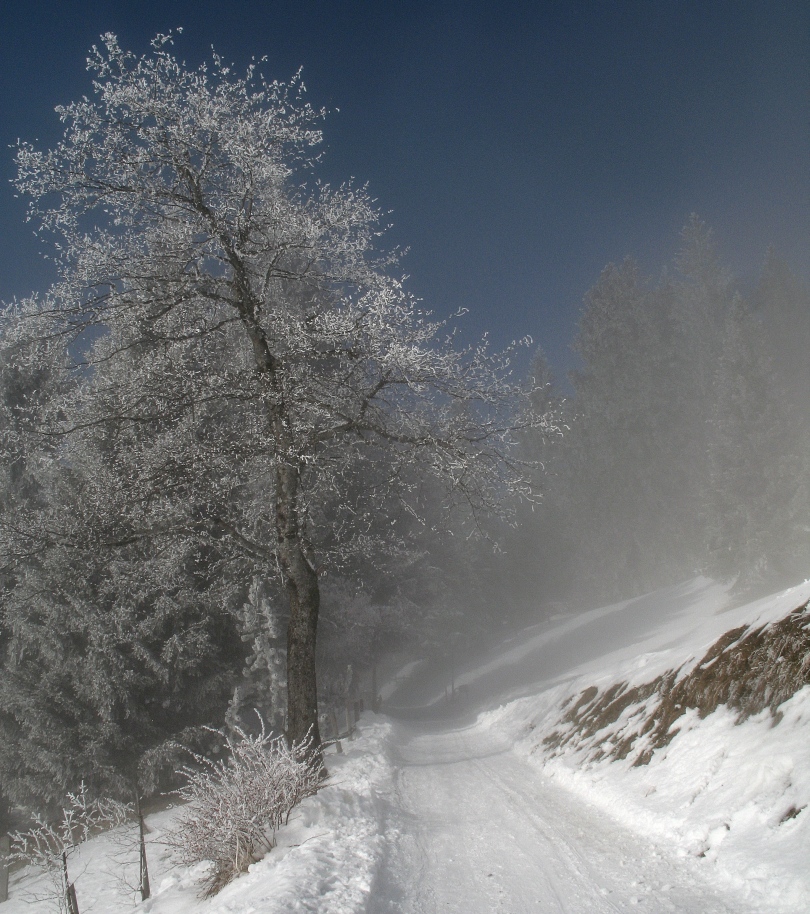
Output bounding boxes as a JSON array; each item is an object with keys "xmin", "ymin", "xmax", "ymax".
[
  {"xmin": 11, "ymin": 784, "xmax": 130, "ymax": 913},
  {"xmin": 167, "ymin": 720, "xmax": 324, "ymax": 896}
]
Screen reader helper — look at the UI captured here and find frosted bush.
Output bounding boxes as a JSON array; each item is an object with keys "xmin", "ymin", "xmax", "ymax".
[
  {"xmin": 11, "ymin": 784, "xmax": 130, "ymax": 913},
  {"xmin": 167, "ymin": 719, "xmax": 324, "ymax": 896}
]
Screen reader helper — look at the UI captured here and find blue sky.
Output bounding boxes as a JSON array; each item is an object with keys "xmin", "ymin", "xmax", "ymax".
[{"xmin": 1, "ymin": 1, "xmax": 808, "ymax": 380}]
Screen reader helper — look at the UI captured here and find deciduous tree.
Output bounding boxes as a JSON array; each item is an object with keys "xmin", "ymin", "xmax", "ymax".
[{"xmin": 6, "ymin": 33, "xmax": 545, "ymax": 750}]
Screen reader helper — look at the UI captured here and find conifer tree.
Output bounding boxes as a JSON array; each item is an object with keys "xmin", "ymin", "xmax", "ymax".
[
  {"xmin": 0, "ymin": 314, "xmax": 244, "ymax": 806},
  {"xmin": 706, "ymin": 295, "xmax": 806, "ymax": 591},
  {"xmin": 564, "ymin": 258, "xmax": 676, "ymax": 597}
]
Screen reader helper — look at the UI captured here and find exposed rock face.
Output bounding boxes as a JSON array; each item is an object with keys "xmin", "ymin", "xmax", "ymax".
[{"xmin": 544, "ymin": 599, "xmax": 810, "ymax": 766}]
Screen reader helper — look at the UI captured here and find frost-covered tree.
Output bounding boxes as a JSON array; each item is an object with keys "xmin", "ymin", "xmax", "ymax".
[
  {"xmin": 754, "ymin": 252, "xmax": 810, "ymax": 580},
  {"xmin": 6, "ymin": 33, "xmax": 545, "ymax": 749},
  {"xmin": 0, "ymin": 303, "xmax": 246, "ymax": 808},
  {"xmin": 482, "ymin": 349, "xmax": 570, "ymax": 619},
  {"xmin": 228, "ymin": 577, "xmax": 287, "ymax": 734},
  {"xmin": 553, "ymin": 220, "xmax": 759, "ymax": 601},
  {"xmin": 706, "ymin": 295, "xmax": 806, "ymax": 592},
  {"xmin": 562, "ymin": 258, "xmax": 681, "ymax": 597},
  {"xmin": 668, "ymin": 215, "xmax": 736, "ymax": 534},
  {"xmin": 0, "ymin": 408, "xmax": 243, "ymax": 809},
  {"xmin": 671, "ymin": 215, "xmax": 734, "ymax": 403},
  {"xmin": 756, "ymin": 248, "xmax": 810, "ymax": 421}
]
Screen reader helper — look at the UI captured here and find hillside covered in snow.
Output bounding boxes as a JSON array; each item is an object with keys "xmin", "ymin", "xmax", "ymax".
[{"xmin": 5, "ymin": 576, "xmax": 809, "ymax": 912}]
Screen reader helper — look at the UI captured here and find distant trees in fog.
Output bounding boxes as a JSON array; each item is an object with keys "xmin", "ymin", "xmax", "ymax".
[{"xmin": 516, "ymin": 216, "xmax": 810, "ymax": 606}]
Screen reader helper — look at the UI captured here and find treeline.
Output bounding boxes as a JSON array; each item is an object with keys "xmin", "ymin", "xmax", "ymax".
[{"xmin": 505, "ymin": 216, "xmax": 810, "ymax": 610}]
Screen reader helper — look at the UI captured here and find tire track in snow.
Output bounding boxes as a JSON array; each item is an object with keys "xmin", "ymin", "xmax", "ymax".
[{"xmin": 368, "ymin": 716, "xmax": 763, "ymax": 914}]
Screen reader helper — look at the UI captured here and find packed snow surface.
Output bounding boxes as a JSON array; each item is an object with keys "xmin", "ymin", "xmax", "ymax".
[
  {"xmin": 367, "ymin": 718, "xmax": 760, "ymax": 913},
  {"xmin": 7, "ymin": 577, "xmax": 810, "ymax": 912}
]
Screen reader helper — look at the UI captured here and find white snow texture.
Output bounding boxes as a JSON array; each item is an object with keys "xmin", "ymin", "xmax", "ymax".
[{"xmin": 5, "ymin": 577, "xmax": 809, "ymax": 912}]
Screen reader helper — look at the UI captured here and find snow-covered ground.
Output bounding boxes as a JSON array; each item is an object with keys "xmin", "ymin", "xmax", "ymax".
[
  {"xmin": 3, "ymin": 720, "xmax": 396, "ymax": 914},
  {"xmin": 367, "ymin": 716, "xmax": 763, "ymax": 913},
  {"xmin": 475, "ymin": 577, "xmax": 810, "ymax": 913},
  {"xmin": 7, "ymin": 577, "xmax": 810, "ymax": 912}
]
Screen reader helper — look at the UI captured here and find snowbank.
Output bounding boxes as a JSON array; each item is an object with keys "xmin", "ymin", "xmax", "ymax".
[
  {"xmin": 4, "ymin": 717, "xmax": 394, "ymax": 914},
  {"xmin": 477, "ymin": 578, "xmax": 810, "ymax": 913}
]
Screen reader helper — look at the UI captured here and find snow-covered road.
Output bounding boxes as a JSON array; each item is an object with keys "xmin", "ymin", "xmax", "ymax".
[
  {"xmin": 369, "ymin": 713, "xmax": 759, "ymax": 914},
  {"xmin": 7, "ymin": 581, "xmax": 806, "ymax": 912}
]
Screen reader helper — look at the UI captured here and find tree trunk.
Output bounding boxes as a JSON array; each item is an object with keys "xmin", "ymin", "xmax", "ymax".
[
  {"xmin": 275, "ymin": 457, "xmax": 322, "ymax": 750},
  {"xmin": 242, "ymin": 302, "xmax": 322, "ymax": 750},
  {"xmin": 243, "ymin": 307, "xmax": 322, "ymax": 750},
  {"xmin": 284, "ymin": 561, "xmax": 321, "ymax": 748}
]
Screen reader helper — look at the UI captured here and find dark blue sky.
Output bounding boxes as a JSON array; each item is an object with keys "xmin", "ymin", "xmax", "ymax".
[{"xmin": 1, "ymin": 1, "xmax": 808, "ymax": 379}]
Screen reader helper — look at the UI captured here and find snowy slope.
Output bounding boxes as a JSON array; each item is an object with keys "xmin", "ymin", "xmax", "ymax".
[
  {"xmin": 6, "ymin": 577, "xmax": 810, "ymax": 912},
  {"xmin": 471, "ymin": 577, "xmax": 810, "ymax": 912}
]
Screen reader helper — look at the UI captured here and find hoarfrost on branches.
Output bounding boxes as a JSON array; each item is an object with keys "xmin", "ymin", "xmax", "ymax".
[
  {"xmin": 165, "ymin": 718, "xmax": 323, "ymax": 896},
  {"xmin": 11, "ymin": 784, "xmax": 129, "ymax": 913},
  {"xmin": 6, "ymin": 32, "xmax": 556, "ymax": 750}
]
